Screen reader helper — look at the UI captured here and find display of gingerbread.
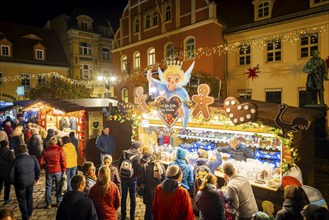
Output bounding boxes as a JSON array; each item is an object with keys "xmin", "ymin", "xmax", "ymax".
[
  {"xmin": 191, "ymin": 84, "xmax": 214, "ymax": 120},
  {"xmin": 134, "ymin": 86, "xmax": 149, "ymax": 112}
]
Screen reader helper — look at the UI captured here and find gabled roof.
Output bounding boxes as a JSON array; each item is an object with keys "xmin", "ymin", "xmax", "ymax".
[{"xmin": 0, "ymin": 21, "xmax": 69, "ymax": 67}]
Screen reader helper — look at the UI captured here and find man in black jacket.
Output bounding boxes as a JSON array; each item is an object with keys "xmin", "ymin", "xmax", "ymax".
[
  {"xmin": 56, "ymin": 174, "xmax": 98, "ymax": 220},
  {"xmin": 9, "ymin": 144, "xmax": 40, "ymax": 220}
]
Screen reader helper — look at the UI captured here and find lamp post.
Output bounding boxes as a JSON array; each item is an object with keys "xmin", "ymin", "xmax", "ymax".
[{"xmin": 97, "ymin": 74, "xmax": 117, "ymax": 98}]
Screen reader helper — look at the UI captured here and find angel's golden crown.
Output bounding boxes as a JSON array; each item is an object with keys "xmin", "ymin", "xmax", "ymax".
[{"xmin": 166, "ymin": 57, "xmax": 182, "ymax": 69}]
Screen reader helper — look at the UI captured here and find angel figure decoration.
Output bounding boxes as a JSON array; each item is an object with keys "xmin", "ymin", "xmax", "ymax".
[{"xmin": 147, "ymin": 59, "xmax": 195, "ymax": 130}]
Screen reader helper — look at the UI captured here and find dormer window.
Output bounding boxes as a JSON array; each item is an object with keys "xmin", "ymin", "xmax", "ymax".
[
  {"xmin": 253, "ymin": 0, "xmax": 274, "ymax": 21},
  {"xmin": 0, "ymin": 38, "xmax": 13, "ymax": 57},
  {"xmin": 310, "ymin": 0, "xmax": 329, "ymax": 7},
  {"xmin": 1, "ymin": 45, "xmax": 10, "ymax": 56},
  {"xmin": 36, "ymin": 49, "xmax": 44, "ymax": 60},
  {"xmin": 77, "ymin": 15, "xmax": 94, "ymax": 31},
  {"xmin": 33, "ymin": 43, "xmax": 46, "ymax": 60}
]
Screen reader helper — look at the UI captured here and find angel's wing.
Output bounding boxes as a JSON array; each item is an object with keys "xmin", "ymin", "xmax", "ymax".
[{"xmin": 177, "ymin": 61, "xmax": 195, "ymax": 87}]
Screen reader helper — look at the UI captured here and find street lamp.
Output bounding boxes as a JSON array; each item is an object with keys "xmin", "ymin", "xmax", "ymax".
[{"xmin": 97, "ymin": 74, "xmax": 117, "ymax": 98}]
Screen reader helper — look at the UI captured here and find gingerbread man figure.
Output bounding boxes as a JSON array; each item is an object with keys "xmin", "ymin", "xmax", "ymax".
[
  {"xmin": 192, "ymin": 84, "xmax": 214, "ymax": 120},
  {"xmin": 134, "ymin": 86, "xmax": 149, "ymax": 112}
]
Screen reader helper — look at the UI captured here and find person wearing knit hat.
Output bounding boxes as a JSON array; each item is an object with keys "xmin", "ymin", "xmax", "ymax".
[
  {"xmin": 95, "ymin": 125, "xmax": 116, "ymax": 164},
  {"xmin": 194, "ymin": 149, "xmax": 222, "ymax": 174},
  {"xmin": 118, "ymin": 140, "xmax": 142, "ymax": 220},
  {"xmin": 103, "ymin": 154, "xmax": 121, "ymax": 192},
  {"xmin": 168, "ymin": 148, "xmax": 194, "ymax": 197},
  {"xmin": 152, "ymin": 164, "xmax": 194, "ymax": 220}
]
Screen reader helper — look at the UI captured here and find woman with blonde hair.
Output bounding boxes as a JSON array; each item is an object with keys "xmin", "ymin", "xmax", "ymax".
[
  {"xmin": 89, "ymin": 165, "xmax": 121, "ymax": 220},
  {"xmin": 9, "ymin": 125, "xmax": 24, "ymax": 155},
  {"xmin": 196, "ymin": 173, "xmax": 226, "ymax": 220}
]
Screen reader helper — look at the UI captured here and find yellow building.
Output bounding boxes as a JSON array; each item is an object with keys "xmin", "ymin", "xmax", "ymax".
[
  {"xmin": 0, "ymin": 21, "xmax": 69, "ymax": 102},
  {"xmin": 44, "ymin": 14, "xmax": 114, "ymax": 98},
  {"xmin": 221, "ymin": 0, "xmax": 329, "ymax": 124}
]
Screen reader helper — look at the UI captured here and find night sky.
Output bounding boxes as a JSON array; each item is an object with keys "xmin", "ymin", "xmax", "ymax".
[{"xmin": 0, "ymin": 0, "xmax": 128, "ymax": 29}]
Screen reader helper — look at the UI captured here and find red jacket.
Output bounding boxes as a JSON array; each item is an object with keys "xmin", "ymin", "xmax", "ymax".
[
  {"xmin": 39, "ymin": 144, "xmax": 66, "ymax": 174},
  {"xmin": 152, "ymin": 182, "xmax": 194, "ymax": 220},
  {"xmin": 89, "ymin": 181, "xmax": 121, "ymax": 220}
]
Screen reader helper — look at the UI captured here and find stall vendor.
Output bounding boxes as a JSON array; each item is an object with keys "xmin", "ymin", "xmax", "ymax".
[{"xmin": 216, "ymin": 136, "xmax": 254, "ymax": 161}]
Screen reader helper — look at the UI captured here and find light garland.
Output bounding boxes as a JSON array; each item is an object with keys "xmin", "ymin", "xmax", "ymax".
[{"xmin": 1, "ymin": 23, "xmax": 327, "ymax": 86}]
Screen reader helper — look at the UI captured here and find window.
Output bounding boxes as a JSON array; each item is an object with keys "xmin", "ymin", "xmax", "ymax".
[
  {"xmin": 300, "ymin": 35, "xmax": 318, "ymax": 58},
  {"xmin": 258, "ymin": 2, "xmax": 269, "ymax": 18},
  {"xmin": 102, "ymin": 48, "xmax": 110, "ymax": 60},
  {"xmin": 145, "ymin": 15, "xmax": 151, "ymax": 29},
  {"xmin": 134, "ymin": 52, "xmax": 141, "ymax": 69},
  {"xmin": 267, "ymin": 40, "xmax": 281, "ymax": 62},
  {"xmin": 36, "ymin": 49, "xmax": 44, "ymax": 60},
  {"xmin": 121, "ymin": 55, "xmax": 128, "ymax": 71},
  {"xmin": 298, "ymin": 87, "xmax": 310, "ymax": 107},
  {"xmin": 239, "ymin": 45, "xmax": 251, "ymax": 65},
  {"xmin": 0, "ymin": 73, "xmax": 3, "ymax": 86},
  {"xmin": 37, "ymin": 75, "xmax": 46, "ymax": 85},
  {"xmin": 311, "ymin": 0, "xmax": 329, "ymax": 7},
  {"xmin": 165, "ymin": 6, "xmax": 171, "ymax": 21},
  {"xmin": 81, "ymin": 21, "xmax": 88, "ymax": 30},
  {"xmin": 121, "ymin": 88, "xmax": 129, "ymax": 103},
  {"xmin": 21, "ymin": 74, "xmax": 31, "ymax": 87},
  {"xmin": 79, "ymin": 42, "xmax": 92, "ymax": 55},
  {"xmin": 265, "ymin": 88, "xmax": 281, "ymax": 104},
  {"xmin": 153, "ymin": 12, "xmax": 158, "ymax": 26},
  {"xmin": 80, "ymin": 64, "xmax": 93, "ymax": 79},
  {"xmin": 186, "ymin": 38, "xmax": 195, "ymax": 59},
  {"xmin": 148, "ymin": 48, "xmax": 156, "ymax": 66},
  {"xmin": 135, "ymin": 19, "xmax": 140, "ymax": 33},
  {"xmin": 1, "ymin": 45, "xmax": 10, "ymax": 56},
  {"xmin": 165, "ymin": 43, "xmax": 174, "ymax": 59},
  {"xmin": 238, "ymin": 89, "xmax": 252, "ymax": 99}
]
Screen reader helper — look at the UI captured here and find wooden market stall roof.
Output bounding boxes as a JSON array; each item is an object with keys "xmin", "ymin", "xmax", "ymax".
[{"xmin": 22, "ymin": 98, "xmax": 118, "ymax": 113}]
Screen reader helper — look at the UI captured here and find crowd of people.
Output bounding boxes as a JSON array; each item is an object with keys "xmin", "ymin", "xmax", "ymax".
[{"xmin": 0, "ymin": 116, "xmax": 328, "ymax": 220}]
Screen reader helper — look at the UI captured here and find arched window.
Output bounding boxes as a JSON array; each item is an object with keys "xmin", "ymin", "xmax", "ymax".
[
  {"xmin": 165, "ymin": 43, "xmax": 174, "ymax": 59},
  {"xmin": 135, "ymin": 19, "xmax": 140, "ymax": 32},
  {"xmin": 121, "ymin": 55, "xmax": 128, "ymax": 71},
  {"xmin": 148, "ymin": 48, "xmax": 155, "ymax": 66},
  {"xmin": 185, "ymin": 37, "xmax": 195, "ymax": 59},
  {"xmin": 121, "ymin": 88, "xmax": 129, "ymax": 103},
  {"xmin": 145, "ymin": 15, "xmax": 151, "ymax": 29},
  {"xmin": 134, "ymin": 51, "xmax": 140, "ymax": 69},
  {"xmin": 153, "ymin": 12, "xmax": 158, "ymax": 26},
  {"xmin": 165, "ymin": 6, "xmax": 171, "ymax": 21}
]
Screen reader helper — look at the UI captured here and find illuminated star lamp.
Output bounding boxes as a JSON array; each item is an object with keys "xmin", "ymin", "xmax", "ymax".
[{"xmin": 245, "ymin": 64, "xmax": 260, "ymax": 81}]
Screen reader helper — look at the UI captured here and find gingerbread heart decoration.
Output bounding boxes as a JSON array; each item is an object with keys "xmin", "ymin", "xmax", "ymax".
[
  {"xmin": 117, "ymin": 100, "xmax": 132, "ymax": 115},
  {"xmin": 155, "ymin": 95, "xmax": 182, "ymax": 128},
  {"xmin": 223, "ymin": 97, "xmax": 258, "ymax": 125}
]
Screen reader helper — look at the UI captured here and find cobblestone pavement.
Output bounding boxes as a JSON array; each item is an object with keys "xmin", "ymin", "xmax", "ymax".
[{"xmin": 0, "ymin": 171, "xmax": 198, "ymax": 220}]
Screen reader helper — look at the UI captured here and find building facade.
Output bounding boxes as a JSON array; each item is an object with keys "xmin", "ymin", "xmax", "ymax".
[
  {"xmin": 0, "ymin": 21, "xmax": 69, "ymax": 102},
  {"xmin": 112, "ymin": 0, "xmax": 225, "ymax": 102},
  {"xmin": 45, "ymin": 14, "xmax": 114, "ymax": 98}
]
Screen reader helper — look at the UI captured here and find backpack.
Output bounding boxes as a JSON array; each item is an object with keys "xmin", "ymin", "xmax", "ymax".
[
  {"xmin": 119, "ymin": 151, "xmax": 138, "ymax": 179},
  {"xmin": 194, "ymin": 165, "xmax": 211, "ymax": 192}
]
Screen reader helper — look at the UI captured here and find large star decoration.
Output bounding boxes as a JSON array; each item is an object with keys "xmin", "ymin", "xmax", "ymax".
[
  {"xmin": 326, "ymin": 56, "xmax": 329, "ymax": 69},
  {"xmin": 245, "ymin": 65, "xmax": 260, "ymax": 81}
]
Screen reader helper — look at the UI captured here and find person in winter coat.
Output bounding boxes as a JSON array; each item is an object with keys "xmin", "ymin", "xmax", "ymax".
[
  {"xmin": 43, "ymin": 128, "xmax": 55, "ymax": 149},
  {"xmin": 196, "ymin": 173, "xmax": 226, "ymax": 220},
  {"xmin": 216, "ymin": 136, "xmax": 254, "ymax": 161},
  {"xmin": 139, "ymin": 150, "xmax": 165, "ymax": 220},
  {"xmin": 56, "ymin": 174, "xmax": 98, "ymax": 220},
  {"xmin": 103, "ymin": 155, "xmax": 121, "ymax": 192},
  {"xmin": 95, "ymin": 125, "xmax": 116, "ymax": 164},
  {"xmin": 152, "ymin": 164, "xmax": 194, "ymax": 220},
  {"xmin": 168, "ymin": 148, "xmax": 194, "ymax": 197},
  {"xmin": 62, "ymin": 136, "xmax": 78, "ymax": 191},
  {"xmin": 27, "ymin": 128, "xmax": 43, "ymax": 160},
  {"xmin": 118, "ymin": 141, "xmax": 142, "ymax": 220},
  {"xmin": 194, "ymin": 149, "xmax": 222, "ymax": 174},
  {"xmin": 39, "ymin": 137, "xmax": 66, "ymax": 208},
  {"xmin": 9, "ymin": 125, "xmax": 24, "ymax": 155},
  {"xmin": 89, "ymin": 165, "xmax": 121, "ymax": 220},
  {"xmin": 69, "ymin": 131, "xmax": 78, "ymax": 155},
  {"xmin": 275, "ymin": 184, "xmax": 310, "ymax": 220},
  {"xmin": 82, "ymin": 161, "xmax": 97, "ymax": 196},
  {"xmin": 0, "ymin": 140, "xmax": 15, "ymax": 206},
  {"xmin": 9, "ymin": 144, "xmax": 40, "ymax": 220}
]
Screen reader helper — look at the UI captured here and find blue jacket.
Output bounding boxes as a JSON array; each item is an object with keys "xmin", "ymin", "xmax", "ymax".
[
  {"xmin": 95, "ymin": 132, "xmax": 116, "ymax": 155},
  {"xmin": 216, "ymin": 143, "xmax": 254, "ymax": 161},
  {"xmin": 9, "ymin": 153, "xmax": 40, "ymax": 187},
  {"xmin": 169, "ymin": 159, "xmax": 194, "ymax": 193}
]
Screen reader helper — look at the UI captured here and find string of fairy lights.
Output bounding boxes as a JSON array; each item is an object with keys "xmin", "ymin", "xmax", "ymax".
[{"xmin": 0, "ymin": 23, "xmax": 328, "ymax": 87}]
